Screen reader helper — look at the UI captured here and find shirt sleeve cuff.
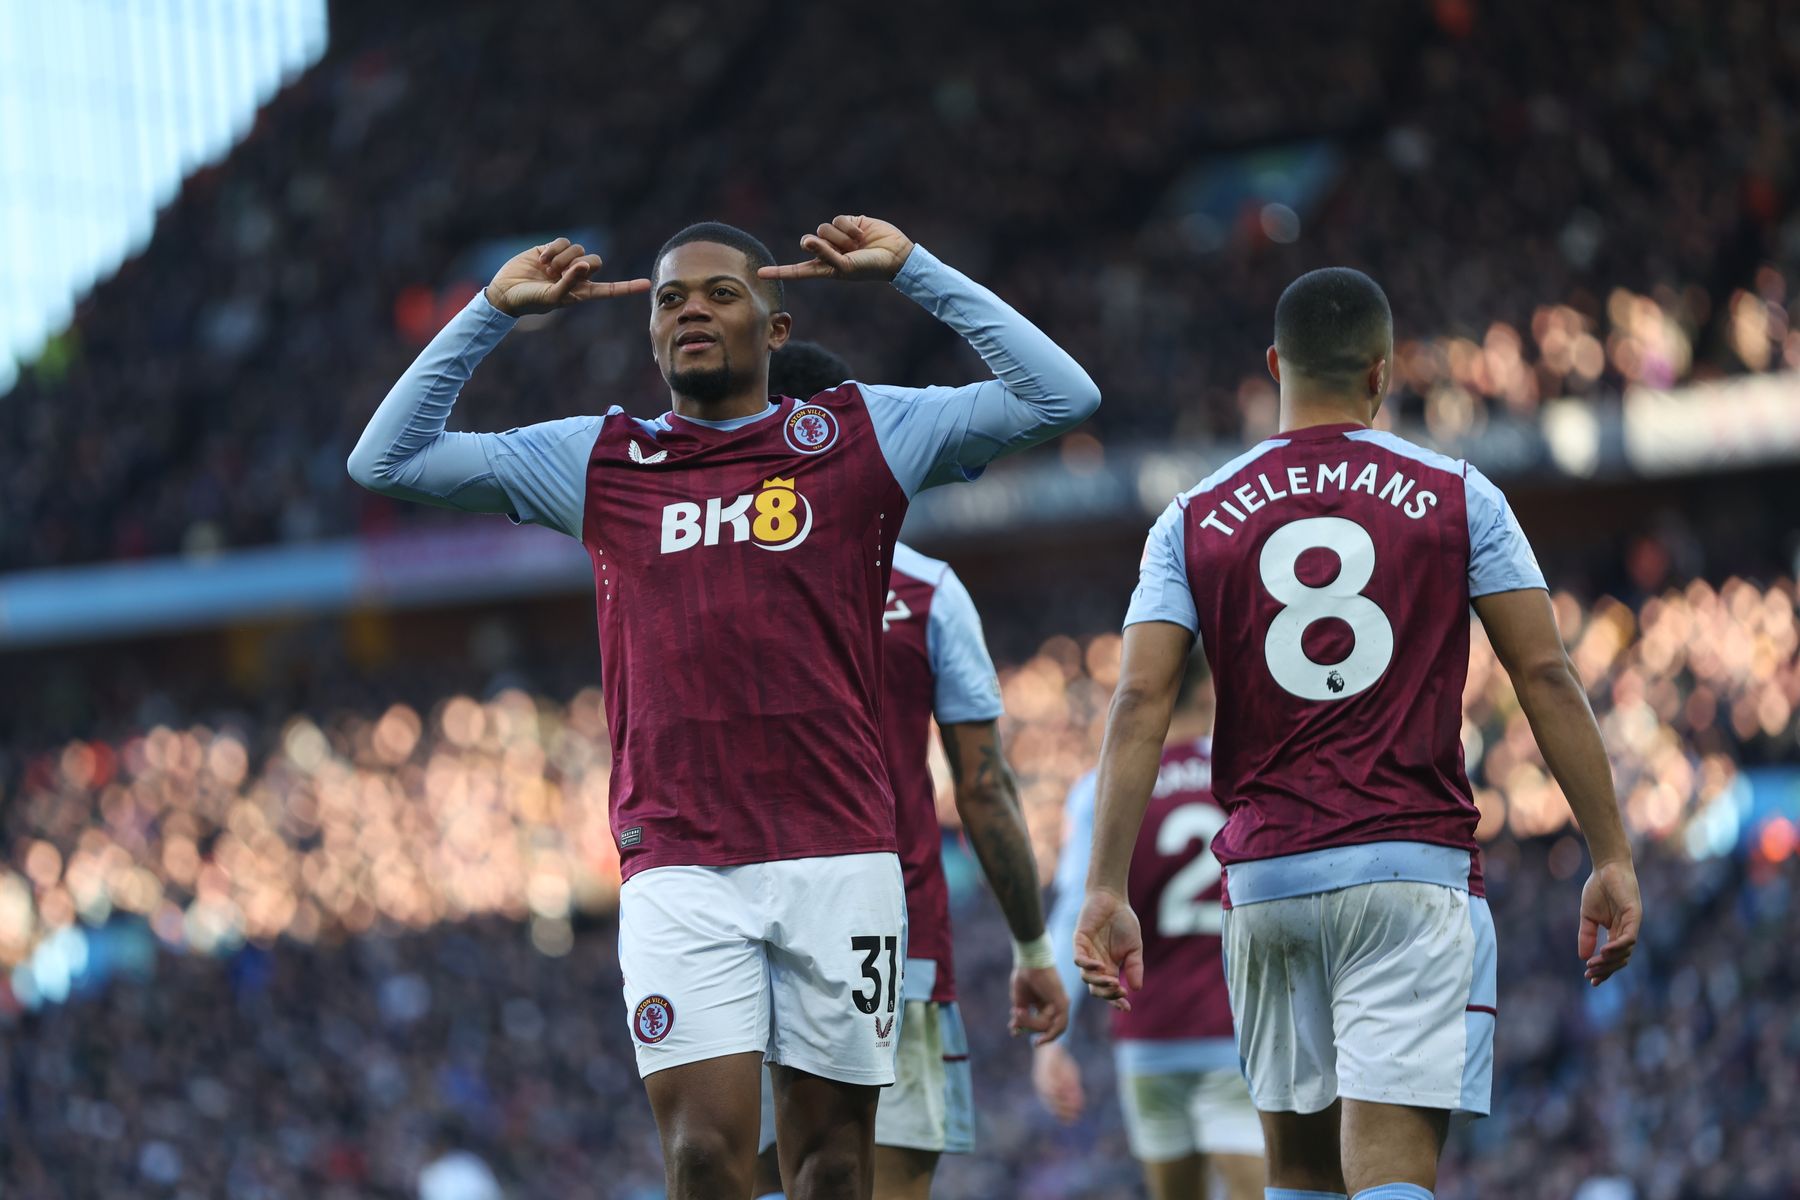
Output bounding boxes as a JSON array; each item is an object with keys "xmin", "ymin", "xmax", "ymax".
[
  {"xmin": 890, "ymin": 243, "xmax": 943, "ymax": 300},
  {"xmin": 471, "ymin": 288, "xmax": 520, "ymax": 327}
]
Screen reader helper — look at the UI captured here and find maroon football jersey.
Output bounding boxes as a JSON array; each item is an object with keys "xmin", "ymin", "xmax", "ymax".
[
  {"xmin": 881, "ymin": 560, "xmax": 956, "ymax": 1001},
  {"xmin": 1114, "ymin": 738, "xmax": 1234, "ymax": 1041},
  {"xmin": 1176, "ymin": 425, "xmax": 1491, "ymax": 895},
  {"xmin": 583, "ymin": 390, "xmax": 908, "ymax": 879}
]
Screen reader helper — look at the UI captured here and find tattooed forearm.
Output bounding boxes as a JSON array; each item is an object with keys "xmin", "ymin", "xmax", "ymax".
[{"xmin": 941, "ymin": 721, "xmax": 1045, "ymax": 942}]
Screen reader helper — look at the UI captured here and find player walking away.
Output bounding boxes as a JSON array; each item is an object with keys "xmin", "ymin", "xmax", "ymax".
[
  {"xmin": 1072, "ymin": 268, "xmax": 1640, "ymax": 1200},
  {"xmin": 349, "ymin": 216, "xmax": 1098, "ymax": 1199},
  {"xmin": 1035, "ymin": 656, "xmax": 1263, "ymax": 1200},
  {"xmin": 746, "ymin": 341, "xmax": 1070, "ymax": 1200}
]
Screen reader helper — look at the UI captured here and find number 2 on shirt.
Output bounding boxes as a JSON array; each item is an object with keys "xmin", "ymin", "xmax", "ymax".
[
  {"xmin": 1259, "ymin": 516, "xmax": 1395, "ymax": 701},
  {"xmin": 1156, "ymin": 802, "xmax": 1226, "ymax": 936}
]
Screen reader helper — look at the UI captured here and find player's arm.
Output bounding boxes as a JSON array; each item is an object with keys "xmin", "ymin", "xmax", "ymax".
[
  {"xmin": 927, "ymin": 567, "xmax": 1069, "ymax": 1044},
  {"xmin": 1464, "ymin": 465, "xmax": 1639, "ymax": 985},
  {"xmin": 1076, "ymin": 620, "xmax": 1192, "ymax": 1008},
  {"xmin": 1032, "ymin": 773, "xmax": 1096, "ymax": 1123},
  {"xmin": 347, "ymin": 240, "xmax": 649, "ymax": 536},
  {"xmin": 1475, "ymin": 588, "xmax": 1639, "ymax": 984},
  {"xmin": 1074, "ymin": 500, "xmax": 1198, "ymax": 1008},
  {"xmin": 760, "ymin": 215, "xmax": 1100, "ymax": 493}
]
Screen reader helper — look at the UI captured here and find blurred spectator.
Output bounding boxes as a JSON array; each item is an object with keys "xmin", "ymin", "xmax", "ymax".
[{"xmin": 2, "ymin": 0, "xmax": 1798, "ymax": 569}]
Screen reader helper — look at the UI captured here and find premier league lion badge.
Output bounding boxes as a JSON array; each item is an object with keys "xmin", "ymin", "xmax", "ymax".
[
  {"xmin": 783, "ymin": 404, "xmax": 839, "ymax": 454},
  {"xmin": 634, "ymin": 994, "xmax": 675, "ymax": 1044}
]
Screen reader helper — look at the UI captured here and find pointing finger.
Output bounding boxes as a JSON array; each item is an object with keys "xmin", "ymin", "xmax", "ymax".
[
  {"xmin": 570, "ymin": 277, "xmax": 653, "ymax": 302},
  {"xmin": 758, "ymin": 259, "xmax": 835, "ymax": 280}
]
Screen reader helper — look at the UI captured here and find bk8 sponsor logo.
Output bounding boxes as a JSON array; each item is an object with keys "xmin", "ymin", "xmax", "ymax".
[{"xmin": 660, "ymin": 476, "xmax": 814, "ymax": 554}]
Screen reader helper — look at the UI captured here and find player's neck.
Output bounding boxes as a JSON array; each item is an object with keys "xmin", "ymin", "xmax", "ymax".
[
  {"xmin": 669, "ymin": 381, "xmax": 773, "ymax": 423},
  {"xmin": 1278, "ymin": 391, "xmax": 1375, "ymax": 435}
]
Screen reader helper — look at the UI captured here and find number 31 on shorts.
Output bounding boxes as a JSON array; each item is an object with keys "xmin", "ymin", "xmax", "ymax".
[
  {"xmin": 1259, "ymin": 516, "xmax": 1395, "ymax": 702},
  {"xmin": 851, "ymin": 935, "xmax": 899, "ymax": 1015}
]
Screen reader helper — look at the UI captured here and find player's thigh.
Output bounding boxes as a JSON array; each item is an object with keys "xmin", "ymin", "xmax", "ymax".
[
  {"xmin": 1326, "ymin": 882, "xmax": 1495, "ymax": 1115},
  {"xmin": 765, "ymin": 851, "xmax": 908, "ymax": 1085},
  {"xmin": 871, "ymin": 1145, "xmax": 939, "ymax": 1200},
  {"xmin": 643, "ymin": 1051, "xmax": 766, "ymax": 1192},
  {"xmin": 769, "ymin": 1063, "xmax": 881, "ymax": 1198},
  {"xmin": 1338, "ymin": 1098, "xmax": 1448, "ymax": 1195},
  {"xmin": 1221, "ymin": 897, "xmax": 1337, "ymax": 1114},
  {"xmin": 1257, "ymin": 1102, "xmax": 1344, "ymax": 1195},
  {"xmin": 618, "ymin": 865, "xmax": 770, "ymax": 1078},
  {"xmin": 875, "ymin": 1000, "xmax": 973, "ymax": 1158},
  {"xmin": 1207, "ymin": 1150, "xmax": 1267, "ymax": 1200},
  {"xmin": 1191, "ymin": 1068, "xmax": 1266, "ymax": 1160},
  {"xmin": 1118, "ymin": 1070, "xmax": 1200, "ymax": 1164},
  {"xmin": 1139, "ymin": 1152, "xmax": 1206, "ymax": 1200}
]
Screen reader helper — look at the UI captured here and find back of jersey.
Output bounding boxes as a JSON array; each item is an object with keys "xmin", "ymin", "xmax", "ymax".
[{"xmin": 1131, "ymin": 422, "xmax": 1543, "ymax": 878}]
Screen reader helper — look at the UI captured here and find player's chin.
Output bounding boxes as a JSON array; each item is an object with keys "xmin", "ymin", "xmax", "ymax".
[{"xmin": 663, "ymin": 361, "xmax": 735, "ymax": 402}]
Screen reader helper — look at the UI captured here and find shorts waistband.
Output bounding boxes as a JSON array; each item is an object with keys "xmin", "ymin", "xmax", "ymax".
[{"xmin": 1224, "ymin": 841, "xmax": 1474, "ymax": 906}]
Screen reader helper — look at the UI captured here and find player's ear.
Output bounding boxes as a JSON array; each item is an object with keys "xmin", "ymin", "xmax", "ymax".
[
  {"xmin": 1265, "ymin": 345, "xmax": 1281, "ymax": 384},
  {"xmin": 1368, "ymin": 356, "xmax": 1389, "ymax": 420},
  {"xmin": 767, "ymin": 311, "xmax": 792, "ymax": 352}
]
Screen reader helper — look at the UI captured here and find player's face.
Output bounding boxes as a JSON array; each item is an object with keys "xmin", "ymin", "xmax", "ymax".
[{"xmin": 650, "ymin": 242, "xmax": 789, "ymax": 403}]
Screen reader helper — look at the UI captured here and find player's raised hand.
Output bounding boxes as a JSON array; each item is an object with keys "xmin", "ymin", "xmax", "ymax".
[
  {"xmin": 484, "ymin": 238, "xmax": 651, "ymax": 317},
  {"xmin": 1010, "ymin": 965, "xmax": 1070, "ymax": 1046},
  {"xmin": 1072, "ymin": 888, "xmax": 1144, "ymax": 1012},
  {"xmin": 759, "ymin": 215, "xmax": 916, "ymax": 282},
  {"xmin": 1031, "ymin": 1041, "xmax": 1086, "ymax": 1124},
  {"xmin": 1579, "ymin": 858, "xmax": 1642, "ymax": 986}
]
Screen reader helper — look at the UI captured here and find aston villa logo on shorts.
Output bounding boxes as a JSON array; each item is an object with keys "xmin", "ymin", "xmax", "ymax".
[
  {"xmin": 783, "ymin": 404, "xmax": 839, "ymax": 454},
  {"xmin": 634, "ymin": 995, "xmax": 675, "ymax": 1044},
  {"xmin": 874, "ymin": 1013, "xmax": 895, "ymax": 1042}
]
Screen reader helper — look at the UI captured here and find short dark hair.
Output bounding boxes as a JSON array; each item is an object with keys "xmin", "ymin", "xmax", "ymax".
[
  {"xmin": 655, "ymin": 221, "xmax": 784, "ymax": 310},
  {"xmin": 769, "ymin": 340, "xmax": 852, "ymax": 399},
  {"xmin": 1273, "ymin": 267, "xmax": 1392, "ymax": 383}
]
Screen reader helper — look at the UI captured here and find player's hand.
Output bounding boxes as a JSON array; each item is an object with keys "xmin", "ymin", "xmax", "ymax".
[
  {"xmin": 1010, "ymin": 966, "xmax": 1070, "ymax": 1046},
  {"xmin": 484, "ymin": 238, "xmax": 651, "ymax": 317},
  {"xmin": 759, "ymin": 215, "xmax": 915, "ymax": 283},
  {"xmin": 1579, "ymin": 857, "xmax": 1641, "ymax": 986},
  {"xmin": 1031, "ymin": 1041, "xmax": 1085, "ymax": 1124},
  {"xmin": 1072, "ymin": 888, "xmax": 1144, "ymax": 1012}
]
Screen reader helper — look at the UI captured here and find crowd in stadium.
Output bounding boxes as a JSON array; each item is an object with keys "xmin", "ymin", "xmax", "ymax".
[
  {"xmin": 2, "ymin": 575, "xmax": 1796, "ymax": 1195},
  {"xmin": 2, "ymin": 0, "xmax": 1798, "ymax": 569}
]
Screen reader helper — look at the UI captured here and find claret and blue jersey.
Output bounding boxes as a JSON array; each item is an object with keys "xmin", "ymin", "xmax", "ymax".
[
  {"xmin": 1126, "ymin": 422, "xmax": 1546, "ymax": 903},
  {"xmin": 348, "ymin": 245, "xmax": 1099, "ymax": 882}
]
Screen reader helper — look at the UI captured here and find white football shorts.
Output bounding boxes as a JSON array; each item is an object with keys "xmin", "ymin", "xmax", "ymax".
[
  {"xmin": 1222, "ymin": 879, "xmax": 1497, "ymax": 1115},
  {"xmin": 1117, "ymin": 1064, "xmax": 1264, "ymax": 1162},
  {"xmin": 618, "ymin": 851, "xmax": 907, "ymax": 1085},
  {"xmin": 758, "ymin": 996, "xmax": 973, "ymax": 1155}
]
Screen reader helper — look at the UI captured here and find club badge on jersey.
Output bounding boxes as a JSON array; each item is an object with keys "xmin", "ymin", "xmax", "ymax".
[{"xmin": 784, "ymin": 404, "xmax": 840, "ymax": 454}]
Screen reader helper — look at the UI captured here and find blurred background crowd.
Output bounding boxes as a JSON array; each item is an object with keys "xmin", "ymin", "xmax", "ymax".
[
  {"xmin": 3, "ymin": 0, "xmax": 1799, "ymax": 567},
  {"xmin": 2, "ymin": 0, "xmax": 1798, "ymax": 1197}
]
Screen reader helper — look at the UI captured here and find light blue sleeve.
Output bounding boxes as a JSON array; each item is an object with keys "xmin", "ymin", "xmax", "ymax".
[
  {"xmin": 926, "ymin": 568, "xmax": 1005, "ymax": 725},
  {"xmin": 860, "ymin": 246, "xmax": 1101, "ymax": 496},
  {"xmin": 1122, "ymin": 499, "xmax": 1200, "ymax": 633},
  {"xmin": 346, "ymin": 292, "xmax": 602, "ymax": 540},
  {"xmin": 1046, "ymin": 771, "xmax": 1098, "ymax": 1026},
  {"xmin": 1465, "ymin": 466, "xmax": 1547, "ymax": 597}
]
